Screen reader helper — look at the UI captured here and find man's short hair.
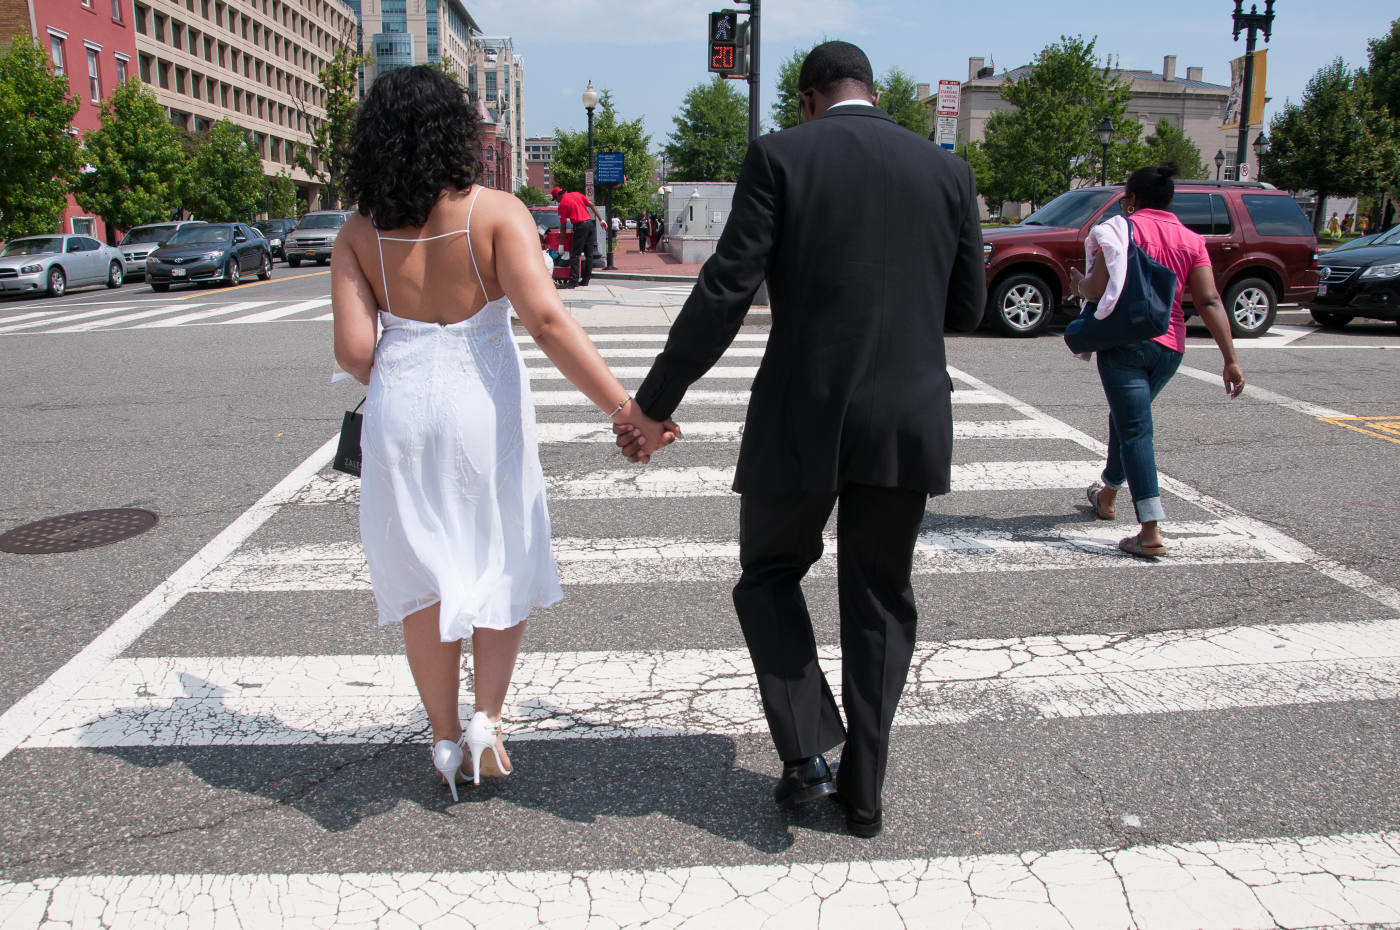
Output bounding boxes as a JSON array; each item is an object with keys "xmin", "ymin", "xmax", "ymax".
[{"xmin": 797, "ymin": 41, "xmax": 875, "ymax": 96}]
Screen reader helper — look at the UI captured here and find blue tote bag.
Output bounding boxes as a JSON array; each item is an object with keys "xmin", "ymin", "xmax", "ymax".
[{"xmin": 1063, "ymin": 218, "xmax": 1177, "ymax": 355}]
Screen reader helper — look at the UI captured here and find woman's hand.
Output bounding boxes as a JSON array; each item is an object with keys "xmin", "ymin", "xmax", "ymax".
[
  {"xmin": 611, "ymin": 406, "xmax": 680, "ymax": 464},
  {"xmin": 1223, "ymin": 361, "xmax": 1245, "ymax": 398}
]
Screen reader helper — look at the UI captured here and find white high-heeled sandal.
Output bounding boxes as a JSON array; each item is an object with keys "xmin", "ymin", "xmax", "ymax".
[
  {"xmin": 464, "ymin": 711, "xmax": 511, "ymax": 785},
  {"xmin": 431, "ymin": 736, "xmax": 468, "ymax": 802}
]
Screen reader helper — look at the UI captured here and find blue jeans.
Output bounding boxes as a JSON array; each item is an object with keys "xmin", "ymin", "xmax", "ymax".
[{"xmin": 1096, "ymin": 340, "xmax": 1183, "ymax": 524}]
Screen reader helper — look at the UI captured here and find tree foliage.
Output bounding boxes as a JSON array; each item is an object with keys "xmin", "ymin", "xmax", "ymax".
[
  {"xmin": 1263, "ymin": 59, "xmax": 1391, "ymax": 231},
  {"xmin": 295, "ymin": 46, "xmax": 366, "ymax": 209},
  {"xmin": 979, "ymin": 35, "xmax": 1140, "ymax": 209},
  {"xmin": 771, "ymin": 43, "xmax": 818, "ymax": 131},
  {"xmin": 1367, "ymin": 18, "xmax": 1400, "ymax": 120},
  {"xmin": 186, "ymin": 120, "xmax": 265, "ymax": 221},
  {"xmin": 74, "ymin": 80, "xmax": 187, "ymax": 232},
  {"xmin": 876, "ymin": 67, "xmax": 929, "ymax": 135},
  {"xmin": 0, "ymin": 35, "xmax": 81, "ymax": 239},
  {"xmin": 263, "ymin": 171, "xmax": 299, "ymax": 218},
  {"xmin": 514, "ymin": 185, "xmax": 550, "ymax": 206},
  {"xmin": 664, "ymin": 76, "xmax": 748, "ymax": 182},
  {"xmin": 1142, "ymin": 118, "xmax": 1207, "ymax": 180},
  {"xmin": 550, "ymin": 91, "xmax": 657, "ymax": 218}
]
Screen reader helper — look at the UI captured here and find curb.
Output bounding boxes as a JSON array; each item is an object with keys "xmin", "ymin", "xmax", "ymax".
[{"xmin": 591, "ymin": 271, "xmax": 700, "ymax": 283}]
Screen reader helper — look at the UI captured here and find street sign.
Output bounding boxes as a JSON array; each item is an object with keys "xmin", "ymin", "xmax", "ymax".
[
  {"xmin": 585, "ymin": 168, "xmax": 594, "ymax": 202},
  {"xmin": 596, "ymin": 152, "xmax": 625, "ymax": 185},
  {"xmin": 708, "ymin": 11, "xmax": 746, "ymax": 77},
  {"xmin": 936, "ymin": 114, "xmax": 957, "ymax": 151},
  {"xmin": 936, "ymin": 80, "xmax": 961, "ymax": 116},
  {"xmin": 1239, "ymin": 163, "xmax": 1250, "ymax": 180}
]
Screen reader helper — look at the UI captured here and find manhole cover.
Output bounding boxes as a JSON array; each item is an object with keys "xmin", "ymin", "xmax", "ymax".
[{"xmin": 0, "ymin": 509, "xmax": 158, "ymax": 554}]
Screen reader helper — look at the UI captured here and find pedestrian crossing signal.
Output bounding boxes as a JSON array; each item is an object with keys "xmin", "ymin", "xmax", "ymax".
[{"xmin": 708, "ymin": 11, "xmax": 748, "ymax": 78}]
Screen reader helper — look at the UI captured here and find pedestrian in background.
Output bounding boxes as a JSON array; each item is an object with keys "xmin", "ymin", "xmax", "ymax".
[
  {"xmin": 551, "ymin": 185, "xmax": 603, "ymax": 286},
  {"xmin": 1072, "ymin": 163, "xmax": 1245, "ymax": 557},
  {"xmin": 636, "ymin": 212, "xmax": 649, "ymax": 252}
]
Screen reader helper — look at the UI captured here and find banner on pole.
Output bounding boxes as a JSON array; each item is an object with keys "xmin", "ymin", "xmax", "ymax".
[{"xmin": 1222, "ymin": 49, "xmax": 1267, "ymax": 130}]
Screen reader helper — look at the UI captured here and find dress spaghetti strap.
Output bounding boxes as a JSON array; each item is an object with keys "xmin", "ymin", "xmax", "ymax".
[
  {"xmin": 463, "ymin": 186, "xmax": 489, "ymax": 295},
  {"xmin": 373, "ymin": 186, "xmax": 488, "ymax": 314},
  {"xmin": 375, "ymin": 226, "xmax": 392, "ymax": 315}
]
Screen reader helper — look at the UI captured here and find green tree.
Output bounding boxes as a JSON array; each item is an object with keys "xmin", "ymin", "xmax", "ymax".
[
  {"xmin": 981, "ymin": 36, "xmax": 1139, "ymax": 208},
  {"xmin": 550, "ymin": 91, "xmax": 657, "ymax": 219},
  {"xmin": 876, "ymin": 67, "xmax": 930, "ymax": 135},
  {"xmin": 0, "ymin": 35, "xmax": 81, "ymax": 239},
  {"xmin": 771, "ymin": 43, "xmax": 819, "ymax": 130},
  {"xmin": 1263, "ymin": 59, "xmax": 1390, "ymax": 231},
  {"xmin": 73, "ymin": 80, "xmax": 187, "ymax": 233},
  {"xmin": 1366, "ymin": 18, "xmax": 1400, "ymax": 119},
  {"xmin": 295, "ymin": 46, "xmax": 365, "ymax": 209},
  {"xmin": 263, "ymin": 171, "xmax": 298, "ymax": 218},
  {"xmin": 962, "ymin": 141, "xmax": 1017, "ymax": 217},
  {"xmin": 514, "ymin": 185, "xmax": 550, "ymax": 206},
  {"xmin": 1142, "ymin": 118, "xmax": 1207, "ymax": 179},
  {"xmin": 664, "ymin": 76, "xmax": 748, "ymax": 182},
  {"xmin": 186, "ymin": 120, "xmax": 265, "ymax": 221}
]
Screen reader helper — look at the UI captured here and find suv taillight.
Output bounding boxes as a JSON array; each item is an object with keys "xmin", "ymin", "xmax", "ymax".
[{"xmin": 1311, "ymin": 248, "xmax": 1319, "ymax": 268}]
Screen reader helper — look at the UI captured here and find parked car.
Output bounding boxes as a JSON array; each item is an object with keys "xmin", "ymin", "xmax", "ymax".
[
  {"xmin": 1307, "ymin": 224, "xmax": 1400, "ymax": 328},
  {"xmin": 527, "ymin": 205, "xmax": 604, "ymax": 268},
  {"xmin": 1326, "ymin": 225, "xmax": 1398, "ymax": 254},
  {"xmin": 979, "ymin": 181, "xmax": 1319, "ymax": 337},
  {"xmin": 118, "ymin": 220, "xmax": 206, "ymax": 279},
  {"xmin": 145, "ymin": 223, "xmax": 272, "ymax": 291},
  {"xmin": 0, "ymin": 234, "xmax": 126, "ymax": 297},
  {"xmin": 252, "ymin": 218, "xmax": 298, "ymax": 260},
  {"xmin": 284, "ymin": 210, "xmax": 351, "ymax": 266}
]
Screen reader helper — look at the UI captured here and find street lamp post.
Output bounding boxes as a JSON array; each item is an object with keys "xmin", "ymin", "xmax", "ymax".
[
  {"xmin": 1252, "ymin": 132, "xmax": 1269, "ymax": 180},
  {"xmin": 1231, "ymin": 0, "xmax": 1275, "ymax": 180},
  {"xmin": 1215, "ymin": 149, "xmax": 1226, "ymax": 180},
  {"xmin": 582, "ymin": 81, "xmax": 598, "ymax": 274},
  {"xmin": 1095, "ymin": 117, "xmax": 1114, "ymax": 187}
]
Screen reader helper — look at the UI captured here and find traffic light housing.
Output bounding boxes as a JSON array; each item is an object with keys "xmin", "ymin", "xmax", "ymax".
[{"xmin": 708, "ymin": 11, "xmax": 749, "ymax": 78}]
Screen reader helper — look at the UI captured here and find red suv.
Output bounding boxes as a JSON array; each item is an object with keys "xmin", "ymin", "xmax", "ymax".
[{"xmin": 979, "ymin": 181, "xmax": 1319, "ymax": 337}]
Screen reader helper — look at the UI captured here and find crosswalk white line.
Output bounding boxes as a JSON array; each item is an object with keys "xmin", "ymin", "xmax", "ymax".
[
  {"xmin": 226, "ymin": 297, "xmax": 332, "ymax": 324},
  {"xmin": 527, "ymin": 418, "xmax": 1068, "ymax": 445},
  {"xmin": 0, "ymin": 306, "xmax": 105, "ymax": 326},
  {"xmin": 0, "ymin": 302, "xmax": 156, "ymax": 334},
  {"xmin": 48, "ymin": 302, "xmax": 202, "ymax": 332},
  {"xmin": 130, "ymin": 300, "xmax": 271, "ymax": 328},
  {"xmin": 528, "ymin": 389, "xmax": 1002, "ymax": 407},
  {"xmin": 22, "ymin": 615, "xmax": 1400, "ymax": 749},
  {"xmin": 6, "ymin": 830, "xmax": 1394, "ymax": 930},
  {"xmin": 194, "ymin": 520, "xmax": 1284, "ymax": 593},
  {"xmin": 521, "ymin": 346, "xmax": 767, "ymax": 360},
  {"xmin": 527, "ymin": 332, "xmax": 769, "ymax": 344},
  {"xmin": 529, "ymin": 365, "xmax": 759, "ymax": 381}
]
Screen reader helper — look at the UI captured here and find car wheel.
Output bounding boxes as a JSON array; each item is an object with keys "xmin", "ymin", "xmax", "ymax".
[
  {"xmin": 225, "ymin": 259, "xmax": 241, "ymax": 287},
  {"xmin": 989, "ymin": 272, "xmax": 1055, "ymax": 336},
  {"xmin": 151, "ymin": 282, "xmax": 170, "ymax": 292},
  {"xmin": 46, "ymin": 266, "xmax": 66, "ymax": 297},
  {"xmin": 258, "ymin": 252, "xmax": 271, "ymax": 280},
  {"xmin": 1223, "ymin": 277, "xmax": 1277, "ymax": 337},
  {"xmin": 106, "ymin": 261, "xmax": 124, "ymax": 289},
  {"xmin": 1309, "ymin": 309, "xmax": 1351, "ymax": 329},
  {"xmin": 288, "ymin": 257, "xmax": 301, "ymax": 268}
]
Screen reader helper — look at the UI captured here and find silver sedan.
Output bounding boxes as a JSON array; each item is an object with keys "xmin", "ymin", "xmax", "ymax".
[{"xmin": 0, "ymin": 234, "xmax": 127, "ymax": 297}]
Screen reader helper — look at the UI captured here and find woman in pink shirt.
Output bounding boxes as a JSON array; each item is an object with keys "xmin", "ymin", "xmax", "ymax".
[{"xmin": 1070, "ymin": 164, "xmax": 1245, "ymax": 557}]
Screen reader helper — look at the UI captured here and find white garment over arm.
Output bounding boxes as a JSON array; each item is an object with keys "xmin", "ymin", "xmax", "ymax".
[{"xmin": 1083, "ymin": 215, "xmax": 1129, "ymax": 319}]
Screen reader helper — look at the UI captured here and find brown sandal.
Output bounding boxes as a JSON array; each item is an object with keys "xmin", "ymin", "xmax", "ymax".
[
  {"xmin": 1119, "ymin": 534, "xmax": 1167, "ymax": 558},
  {"xmin": 1086, "ymin": 482, "xmax": 1116, "ymax": 520}
]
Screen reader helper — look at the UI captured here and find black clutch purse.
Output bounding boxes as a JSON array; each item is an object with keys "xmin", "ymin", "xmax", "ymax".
[{"xmin": 332, "ymin": 397, "xmax": 365, "ymax": 477}]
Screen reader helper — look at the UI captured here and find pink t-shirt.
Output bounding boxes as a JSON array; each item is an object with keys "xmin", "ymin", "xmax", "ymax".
[{"xmin": 1127, "ymin": 208, "xmax": 1211, "ymax": 354}]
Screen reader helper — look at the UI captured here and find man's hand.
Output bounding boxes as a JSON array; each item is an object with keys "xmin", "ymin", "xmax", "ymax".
[
  {"xmin": 1223, "ymin": 361, "xmax": 1245, "ymax": 398},
  {"xmin": 612, "ymin": 419, "xmax": 681, "ymax": 464}
]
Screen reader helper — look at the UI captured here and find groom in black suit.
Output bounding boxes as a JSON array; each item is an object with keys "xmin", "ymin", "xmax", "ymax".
[{"xmin": 618, "ymin": 41, "xmax": 985, "ymax": 836}]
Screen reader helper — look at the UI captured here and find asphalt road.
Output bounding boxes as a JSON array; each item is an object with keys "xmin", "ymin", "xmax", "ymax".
[{"xmin": 0, "ymin": 268, "xmax": 1397, "ymax": 927}]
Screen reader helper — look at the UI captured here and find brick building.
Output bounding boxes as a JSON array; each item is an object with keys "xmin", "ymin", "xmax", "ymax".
[
  {"xmin": 523, "ymin": 136, "xmax": 557, "ymax": 192},
  {"xmin": 1, "ymin": 0, "xmax": 139, "ymax": 242}
]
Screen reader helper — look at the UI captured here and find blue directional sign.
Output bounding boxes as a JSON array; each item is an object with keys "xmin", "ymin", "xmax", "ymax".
[{"xmin": 596, "ymin": 152, "xmax": 625, "ymax": 185}]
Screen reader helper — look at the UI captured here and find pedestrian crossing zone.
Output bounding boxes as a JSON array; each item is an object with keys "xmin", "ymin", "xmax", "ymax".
[{"xmin": 1, "ymin": 327, "xmax": 1398, "ymax": 928}]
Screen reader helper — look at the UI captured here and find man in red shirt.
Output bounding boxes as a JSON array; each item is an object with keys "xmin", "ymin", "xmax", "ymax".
[{"xmin": 552, "ymin": 186, "xmax": 604, "ymax": 286}]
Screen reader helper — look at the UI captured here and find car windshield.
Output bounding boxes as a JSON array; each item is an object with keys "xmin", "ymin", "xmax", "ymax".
[
  {"xmin": 166, "ymin": 225, "xmax": 233, "ymax": 246},
  {"xmin": 1023, "ymin": 190, "xmax": 1116, "ymax": 228},
  {"xmin": 1, "ymin": 237, "xmax": 63, "ymax": 256},
  {"xmin": 121, "ymin": 226, "xmax": 177, "ymax": 245},
  {"xmin": 252, "ymin": 222, "xmax": 282, "ymax": 235},
  {"xmin": 1371, "ymin": 226, "xmax": 1400, "ymax": 248},
  {"xmin": 530, "ymin": 208, "xmax": 561, "ymax": 230},
  {"xmin": 297, "ymin": 213, "xmax": 345, "ymax": 229}
]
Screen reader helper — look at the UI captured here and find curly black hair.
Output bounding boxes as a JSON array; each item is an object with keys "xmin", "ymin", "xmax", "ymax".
[
  {"xmin": 1126, "ymin": 162, "xmax": 1180, "ymax": 210},
  {"xmin": 344, "ymin": 66, "xmax": 480, "ymax": 229}
]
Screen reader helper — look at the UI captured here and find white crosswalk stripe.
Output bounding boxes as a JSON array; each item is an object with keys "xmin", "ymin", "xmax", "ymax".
[{"xmin": 4, "ymin": 327, "xmax": 1399, "ymax": 927}]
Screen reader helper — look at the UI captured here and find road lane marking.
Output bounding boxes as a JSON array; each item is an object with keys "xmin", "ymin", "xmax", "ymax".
[
  {"xmin": 0, "ymin": 303, "xmax": 155, "ymax": 334},
  {"xmin": 172, "ymin": 268, "xmax": 330, "ymax": 298},
  {"xmin": 223, "ymin": 297, "xmax": 332, "ymax": 324},
  {"xmin": 1176, "ymin": 365, "xmax": 1352, "ymax": 418},
  {"xmin": 131, "ymin": 300, "xmax": 272, "ymax": 328},
  {"xmin": 528, "ymin": 389, "xmax": 1002, "ymax": 407},
  {"xmin": 531, "ymin": 418, "xmax": 1066, "ymax": 445},
  {"xmin": 520, "ymin": 346, "xmax": 768, "ymax": 360},
  {"xmin": 22, "ymin": 615, "xmax": 1400, "ymax": 748},
  {"xmin": 1317, "ymin": 416, "xmax": 1400, "ymax": 446},
  {"xmin": 48, "ymin": 303, "xmax": 203, "ymax": 332}
]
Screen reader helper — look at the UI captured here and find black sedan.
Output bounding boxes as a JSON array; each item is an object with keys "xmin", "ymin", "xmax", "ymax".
[
  {"xmin": 252, "ymin": 218, "xmax": 298, "ymax": 260},
  {"xmin": 146, "ymin": 223, "xmax": 272, "ymax": 291},
  {"xmin": 1309, "ymin": 225, "xmax": 1400, "ymax": 329}
]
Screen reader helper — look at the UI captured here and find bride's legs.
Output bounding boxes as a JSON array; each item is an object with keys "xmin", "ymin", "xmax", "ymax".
[
  {"xmin": 403, "ymin": 603, "xmax": 463, "ymax": 744},
  {"xmin": 470, "ymin": 623, "xmax": 526, "ymax": 772}
]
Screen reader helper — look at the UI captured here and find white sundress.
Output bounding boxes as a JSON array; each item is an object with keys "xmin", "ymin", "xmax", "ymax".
[{"xmin": 359, "ymin": 189, "xmax": 563, "ymax": 641}]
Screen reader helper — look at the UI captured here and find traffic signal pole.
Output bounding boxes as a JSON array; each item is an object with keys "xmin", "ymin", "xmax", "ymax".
[{"xmin": 746, "ymin": 0, "xmax": 760, "ymax": 141}]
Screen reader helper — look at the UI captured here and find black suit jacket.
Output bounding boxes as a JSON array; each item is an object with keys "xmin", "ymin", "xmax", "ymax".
[{"xmin": 636, "ymin": 105, "xmax": 986, "ymax": 494}]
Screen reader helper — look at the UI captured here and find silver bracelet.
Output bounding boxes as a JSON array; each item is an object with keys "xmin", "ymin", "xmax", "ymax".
[{"xmin": 607, "ymin": 395, "xmax": 632, "ymax": 419}]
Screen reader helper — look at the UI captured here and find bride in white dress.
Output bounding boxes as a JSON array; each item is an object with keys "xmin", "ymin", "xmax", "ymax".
[{"xmin": 331, "ymin": 66, "xmax": 677, "ymax": 800}]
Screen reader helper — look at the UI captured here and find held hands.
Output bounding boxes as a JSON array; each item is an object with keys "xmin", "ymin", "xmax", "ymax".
[
  {"xmin": 611, "ymin": 409, "xmax": 681, "ymax": 464},
  {"xmin": 1223, "ymin": 361, "xmax": 1245, "ymax": 399}
]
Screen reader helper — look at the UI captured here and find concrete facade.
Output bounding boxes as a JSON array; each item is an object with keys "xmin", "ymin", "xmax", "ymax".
[{"xmin": 463, "ymin": 34, "xmax": 523, "ymax": 191}]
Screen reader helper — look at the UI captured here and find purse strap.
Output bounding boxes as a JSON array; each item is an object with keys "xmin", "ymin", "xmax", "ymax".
[{"xmin": 352, "ymin": 397, "xmax": 365, "ymax": 414}]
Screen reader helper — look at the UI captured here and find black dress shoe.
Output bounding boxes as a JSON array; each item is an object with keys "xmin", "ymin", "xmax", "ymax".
[
  {"xmin": 773, "ymin": 756, "xmax": 837, "ymax": 808},
  {"xmin": 841, "ymin": 801, "xmax": 883, "ymax": 838}
]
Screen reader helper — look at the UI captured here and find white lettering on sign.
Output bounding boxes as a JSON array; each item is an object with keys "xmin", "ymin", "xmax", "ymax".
[{"xmin": 937, "ymin": 80, "xmax": 961, "ymax": 116}]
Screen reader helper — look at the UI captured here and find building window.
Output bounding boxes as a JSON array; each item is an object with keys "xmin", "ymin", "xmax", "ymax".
[
  {"xmin": 485, "ymin": 71, "xmax": 496, "ymax": 100},
  {"xmin": 115, "ymin": 54, "xmax": 128, "ymax": 84},
  {"xmin": 87, "ymin": 48, "xmax": 102, "ymax": 101},
  {"xmin": 111, "ymin": 0, "xmax": 123, "ymax": 21},
  {"xmin": 72, "ymin": 217, "xmax": 96, "ymax": 236},
  {"xmin": 82, "ymin": 0, "xmax": 93, "ymax": 9},
  {"xmin": 50, "ymin": 35, "xmax": 66, "ymax": 75}
]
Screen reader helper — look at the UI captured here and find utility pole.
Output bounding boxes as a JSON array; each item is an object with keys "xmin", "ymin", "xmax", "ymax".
[{"xmin": 1231, "ymin": 0, "xmax": 1274, "ymax": 179}]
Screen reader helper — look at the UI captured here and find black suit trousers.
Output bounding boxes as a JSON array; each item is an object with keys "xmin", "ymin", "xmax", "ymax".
[{"xmin": 732, "ymin": 483, "xmax": 928, "ymax": 813}]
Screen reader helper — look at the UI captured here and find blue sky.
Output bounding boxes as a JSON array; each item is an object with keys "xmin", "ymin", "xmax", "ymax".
[{"xmin": 468, "ymin": 0, "xmax": 1395, "ymax": 149}]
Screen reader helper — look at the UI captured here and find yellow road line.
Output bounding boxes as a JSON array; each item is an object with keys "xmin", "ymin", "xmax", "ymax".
[
  {"xmin": 176, "ymin": 269, "xmax": 330, "ymax": 299},
  {"xmin": 1317, "ymin": 416, "xmax": 1400, "ymax": 446}
]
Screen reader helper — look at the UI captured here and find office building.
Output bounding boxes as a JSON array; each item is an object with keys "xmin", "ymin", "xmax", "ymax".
[
  {"xmin": 523, "ymin": 136, "xmax": 557, "ymax": 192},
  {"xmin": 463, "ymin": 35, "xmax": 522, "ymax": 191}
]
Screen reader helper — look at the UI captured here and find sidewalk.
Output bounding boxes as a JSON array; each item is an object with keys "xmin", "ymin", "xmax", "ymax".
[{"xmin": 593, "ymin": 238, "xmax": 704, "ymax": 280}]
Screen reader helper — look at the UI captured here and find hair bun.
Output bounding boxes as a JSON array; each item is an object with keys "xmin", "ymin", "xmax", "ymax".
[{"xmin": 1157, "ymin": 162, "xmax": 1181, "ymax": 179}]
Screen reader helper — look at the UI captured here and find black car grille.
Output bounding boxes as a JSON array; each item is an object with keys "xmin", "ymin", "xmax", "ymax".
[
  {"xmin": 0, "ymin": 269, "xmax": 17, "ymax": 278},
  {"xmin": 1319, "ymin": 265, "xmax": 1360, "ymax": 285}
]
